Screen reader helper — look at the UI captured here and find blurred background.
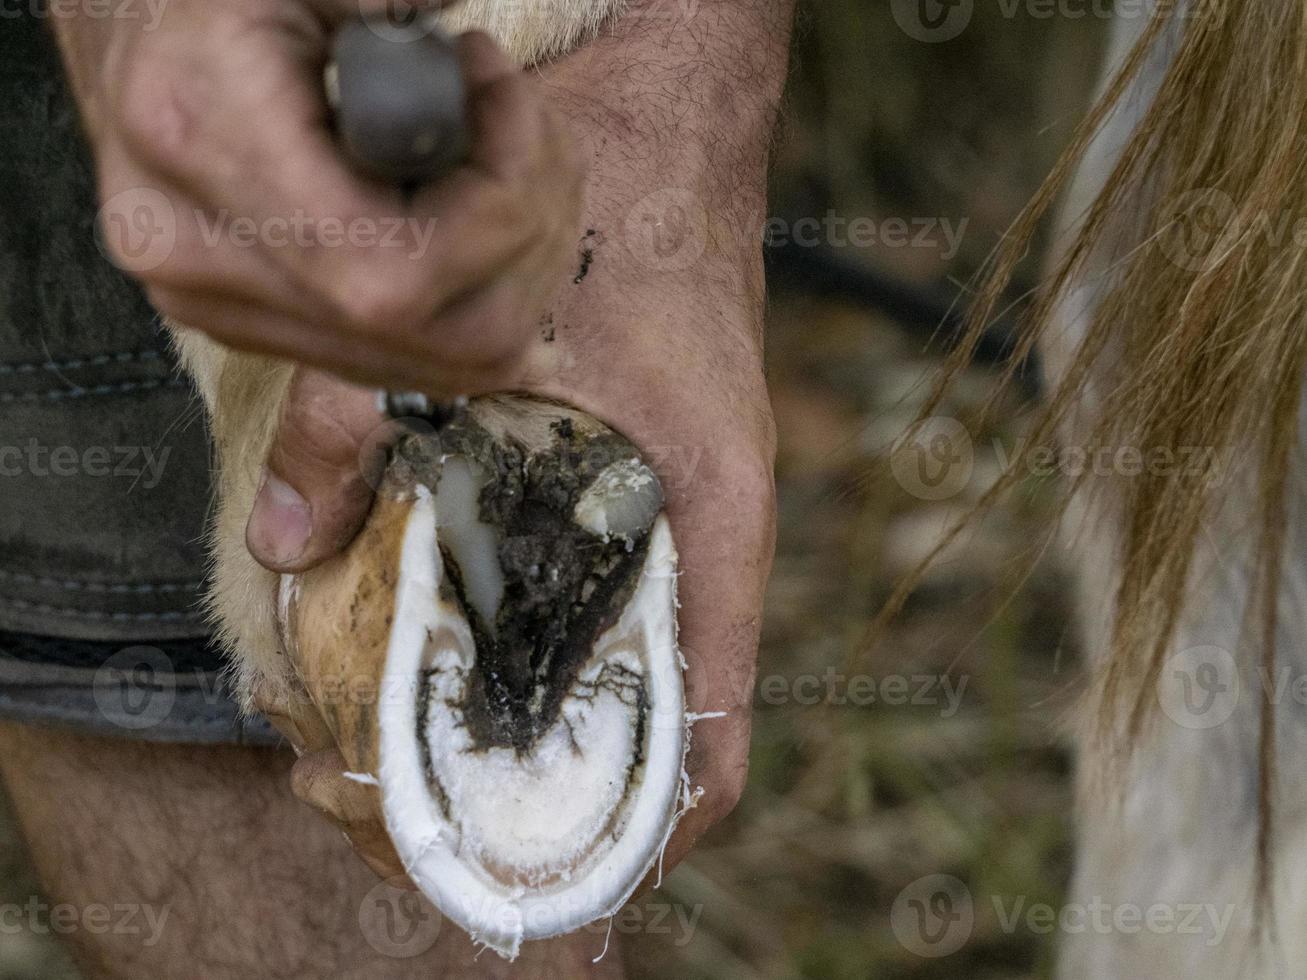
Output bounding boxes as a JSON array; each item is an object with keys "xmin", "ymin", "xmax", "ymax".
[{"xmin": 0, "ymin": 1, "xmax": 1109, "ymax": 976}]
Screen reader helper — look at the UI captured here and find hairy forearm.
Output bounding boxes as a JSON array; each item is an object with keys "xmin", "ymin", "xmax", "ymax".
[
  {"xmin": 533, "ymin": 0, "xmax": 794, "ymax": 439},
  {"xmin": 549, "ymin": 0, "xmax": 793, "ymax": 230}
]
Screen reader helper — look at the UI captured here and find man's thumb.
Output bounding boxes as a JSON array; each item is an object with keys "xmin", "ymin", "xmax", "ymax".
[{"xmin": 245, "ymin": 369, "xmax": 382, "ymax": 572}]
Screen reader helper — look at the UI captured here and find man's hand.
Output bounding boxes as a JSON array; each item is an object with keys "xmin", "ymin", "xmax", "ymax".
[
  {"xmin": 53, "ymin": 0, "xmax": 584, "ymax": 394},
  {"xmin": 60, "ymin": 0, "xmax": 794, "ymax": 879},
  {"xmin": 248, "ymin": 0, "xmax": 792, "ymax": 874}
]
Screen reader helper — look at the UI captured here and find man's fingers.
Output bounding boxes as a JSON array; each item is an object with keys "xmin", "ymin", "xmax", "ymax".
[
  {"xmin": 147, "ymin": 287, "xmax": 425, "ymax": 388},
  {"xmin": 246, "ymin": 369, "xmax": 382, "ymax": 572},
  {"xmin": 289, "ymin": 747, "xmax": 411, "ymax": 882},
  {"xmin": 656, "ymin": 443, "xmax": 777, "ymax": 863},
  {"xmin": 455, "ymin": 29, "xmax": 520, "ymax": 97},
  {"xmin": 118, "ymin": 17, "xmax": 430, "ymax": 317},
  {"xmin": 108, "ymin": 18, "xmax": 581, "ymax": 377},
  {"xmin": 458, "ymin": 31, "xmax": 549, "ymax": 178},
  {"xmin": 149, "ymin": 22, "xmax": 537, "ymax": 322}
]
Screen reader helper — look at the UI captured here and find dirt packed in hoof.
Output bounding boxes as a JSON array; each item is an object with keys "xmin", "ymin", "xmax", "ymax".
[{"xmin": 396, "ymin": 402, "xmax": 655, "ymax": 754}]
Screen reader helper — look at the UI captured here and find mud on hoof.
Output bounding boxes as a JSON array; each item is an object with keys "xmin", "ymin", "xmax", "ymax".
[{"xmin": 279, "ymin": 396, "xmax": 688, "ymax": 959}]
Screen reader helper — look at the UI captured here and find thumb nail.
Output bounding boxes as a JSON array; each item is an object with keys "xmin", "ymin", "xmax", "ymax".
[{"xmin": 247, "ymin": 469, "xmax": 313, "ymax": 568}]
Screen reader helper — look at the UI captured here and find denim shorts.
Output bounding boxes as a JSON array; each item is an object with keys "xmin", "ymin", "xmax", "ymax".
[{"xmin": 0, "ymin": 11, "xmax": 276, "ymax": 746}]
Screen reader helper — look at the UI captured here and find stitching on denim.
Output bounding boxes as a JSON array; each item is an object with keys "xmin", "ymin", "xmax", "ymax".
[
  {"xmin": 0, "ymin": 377, "xmax": 187, "ymax": 403},
  {"xmin": 0, "ymin": 596, "xmax": 201, "ymax": 621},
  {"xmin": 0, "ymin": 349, "xmax": 163, "ymax": 377},
  {"xmin": 0, "ymin": 569, "xmax": 203, "ymax": 593}
]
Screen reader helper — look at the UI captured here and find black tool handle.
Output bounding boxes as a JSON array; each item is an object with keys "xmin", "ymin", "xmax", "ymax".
[{"xmin": 330, "ymin": 19, "xmax": 470, "ymax": 185}]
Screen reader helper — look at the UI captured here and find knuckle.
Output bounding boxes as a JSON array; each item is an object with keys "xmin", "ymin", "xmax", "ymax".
[
  {"xmin": 114, "ymin": 61, "xmax": 205, "ymax": 175},
  {"xmin": 142, "ymin": 283, "xmax": 216, "ymax": 329},
  {"xmin": 328, "ymin": 266, "xmax": 429, "ymax": 333},
  {"xmin": 725, "ymin": 448, "xmax": 778, "ymax": 521},
  {"xmin": 700, "ymin": 757, "xmax": 750, "ymax": 826},
  {"xmin": 288, "ymin": 759, "xmax": 332, "ymax": 811},
  {"xmin": 94, "ymin": 178, "xmax": 182, "ymax": 280},
  {"xmin": 135, "ymin": 251, "xmax": 197, "ymax": 290},
  {"xmin": 478, "ymin": 177, "xmax": 530, "ymax": 237},
  {"xmin": 141, "ymin": 285, "xmax": 184, "ymax": 322},
  {"xmin": 431, "ymin": 295, "xmax": 527, "ymax": 375},
  {"xmin": 277, "ymin": 398, "xmax": 365, "ymax": 473},
  {"xmin": 482, "ymin": 72, "xmax": 527, "ymax": 115}
]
